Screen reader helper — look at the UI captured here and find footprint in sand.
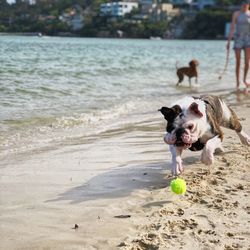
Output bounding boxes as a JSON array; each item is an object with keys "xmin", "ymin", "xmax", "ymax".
[
  {"xmin": 192, "ymin": 217, "xmax": 221, "ymax": 246},
  {"xmin": 244, "ymin": 206, "xmax": 250, "ymax": 214},
  {"xmin": 195, "ymin": 214, "xmax": 216, "ymax": 229}
]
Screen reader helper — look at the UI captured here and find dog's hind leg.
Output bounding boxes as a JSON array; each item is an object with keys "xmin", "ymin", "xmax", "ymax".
[
  {"xmin": 237, "ymin": 130, "xmax": 250, "ymax": 146},
  {"xmin": 228, "ymin": 111, "xmax": 250, "ymax": 146},
  {"xmin": 220, "ymin": 100, "xmax": 250, "ymax": 146},
  {"xmin": 176, "ymin": 72, "xmax": 184, "ymax": 86}
]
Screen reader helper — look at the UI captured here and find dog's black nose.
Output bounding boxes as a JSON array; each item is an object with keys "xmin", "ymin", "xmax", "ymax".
[{"xmin": 176, "ymin": 128, "xmax": 185, "ymax": 140}]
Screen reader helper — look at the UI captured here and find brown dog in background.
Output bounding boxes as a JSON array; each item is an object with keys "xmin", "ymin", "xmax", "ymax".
[{"xmin": 176, "ymin": 59, "xmax": 199, "ymax": 86}]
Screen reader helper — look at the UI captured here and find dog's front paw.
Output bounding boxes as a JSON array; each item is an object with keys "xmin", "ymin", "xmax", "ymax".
[
  {"xmin": 201, "ymin": 146, "xmax": 214, "ymax": 165},
  {"xmin": 172, "ymin": 157, "xmax": 184, "ymax": 176}
]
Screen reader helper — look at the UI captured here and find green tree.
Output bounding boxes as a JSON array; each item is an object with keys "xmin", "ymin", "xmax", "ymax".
[
  {"xmin": 0, "ymin": 0, "xmax": 8, "ymax": 8},
  {"xmin": 0, "ymin": 24, "xmax": 6, "ymax": 32},
  {"xmin": 215, "ymin": 0, "xmax": 239, "ymax": 6},
  {"xmin": 183, "ymin": 9, "xmax": 231, "ymax": 39}
]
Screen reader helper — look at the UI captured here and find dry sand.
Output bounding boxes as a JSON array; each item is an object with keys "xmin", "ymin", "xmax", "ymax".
[
  {"xmin": 119, "ymin": 99, "xmax": 250, "ymax": 250},
  {"xmin": 0, "ymin": 95, "xmax": 250, "ymax": 250}
]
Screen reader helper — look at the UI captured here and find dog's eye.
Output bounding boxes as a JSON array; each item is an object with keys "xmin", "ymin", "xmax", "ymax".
[
  {"xmin": 179, "ymin": 113, "xmax": 184, "ymax": 118},
  {"xmin": 188, "ymin": 124, "xmax": 194, "ymax": 130}
]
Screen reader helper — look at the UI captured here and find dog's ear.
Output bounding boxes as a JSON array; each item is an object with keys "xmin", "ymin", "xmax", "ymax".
[
  {"xmin": 189, "ymin": 102, "xmax": 203, "ymax": 117},
  {"xmin": 158, "ymin": 105, "xmax": 182, "ymax": 121}
]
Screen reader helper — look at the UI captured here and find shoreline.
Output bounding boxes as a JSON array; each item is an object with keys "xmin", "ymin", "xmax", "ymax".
[{"xmin": 0, "ymin": 32, "xmax": 228, "ymax": 40}]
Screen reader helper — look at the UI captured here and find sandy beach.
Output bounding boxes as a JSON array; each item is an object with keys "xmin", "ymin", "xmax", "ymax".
[
  {"xmin": 0, "ymin": 93, "xmax": 249, "ymax": 250},
  {"xmin": 119, "ymin": 96, "xmax": 250, "ymax": 250}
]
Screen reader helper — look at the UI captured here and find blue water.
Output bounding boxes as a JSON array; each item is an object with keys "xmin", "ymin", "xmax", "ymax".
[{"xmin": 0, "ymin": 36, "xmax": 240, "ymax": 156}]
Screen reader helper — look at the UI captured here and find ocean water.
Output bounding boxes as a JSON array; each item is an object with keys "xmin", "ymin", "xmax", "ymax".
[{"xmin": 0, "ymin": 36, "xmax": 241, "ymax": 157}]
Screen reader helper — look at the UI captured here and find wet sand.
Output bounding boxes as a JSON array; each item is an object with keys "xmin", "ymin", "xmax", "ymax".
[{"xmin": 0, "ymin": 95, "xmax": 250, "ymax": 250}]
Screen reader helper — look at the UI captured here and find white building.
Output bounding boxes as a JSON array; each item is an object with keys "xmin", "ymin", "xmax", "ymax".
[
  {"xmin": 139, "ymin": 0, "xmax": 156, "ymax": 4},
  {"xmin": 100, "ymin": 2, "xmax": 139, "ymax": 17},
  {"xmin": 170, "ymin": 0, "xmax": 193, "ymax": 5}
]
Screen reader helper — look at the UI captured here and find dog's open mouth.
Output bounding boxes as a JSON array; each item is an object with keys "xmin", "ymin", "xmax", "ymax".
[{"xmin": 175, "ymin": 140, "xmax": 192, "ymax": 148}]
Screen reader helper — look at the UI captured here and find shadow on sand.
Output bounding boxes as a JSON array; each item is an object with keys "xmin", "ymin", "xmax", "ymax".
[{"xmin": 47, "ymin": 161, "xmax": 173, "ymax": 204}]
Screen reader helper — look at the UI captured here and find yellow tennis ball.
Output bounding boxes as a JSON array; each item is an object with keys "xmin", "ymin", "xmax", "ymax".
[{"xmin": 170, "ymin": 178, "xmax": 186, "ymax": 194}]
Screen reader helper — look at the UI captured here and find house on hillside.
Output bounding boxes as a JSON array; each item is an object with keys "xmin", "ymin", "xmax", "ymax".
[
  {"xmin": 134, "ymin": 1, "xmax": 179, "ymax": 22},
  {"xmin": 150, "ymin": 3, "xmax": 180, "ymax": 22},
  {"xmin": 170, "ymin": 0, "xmax": 193, "ymax": 5},
  {"xmin": 100, "ymin": 2, "xmax": 139, "ymax": 17}
]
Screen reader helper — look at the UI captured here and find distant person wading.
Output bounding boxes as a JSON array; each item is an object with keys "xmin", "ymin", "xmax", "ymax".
[{"xmin": 227, "ymin": 0, "xmax": 250, "ymax": 92}]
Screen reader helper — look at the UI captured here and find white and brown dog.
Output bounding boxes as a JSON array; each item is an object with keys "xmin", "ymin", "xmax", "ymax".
[{"xmin": 159, "ymin": 95, "xmax": 250, "ymax": 176}]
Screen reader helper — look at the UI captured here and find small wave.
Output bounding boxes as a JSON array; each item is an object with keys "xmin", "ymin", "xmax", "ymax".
[
  {"xmin": 53, "ymin": 100, "xmax": 139, "ymax": 129},
  {"xmin": 3, "ymin": 116, "xmax": 55, "ymax": 127},
  {"xmin": 0, "ymin": 99, "xmax": 141, "ymax": 157},
  {"xmin": 15, "ymin": 87, "xmax": 40, "ymax": 96},
  {"xmin": 39, "ymin": 86, "xmax": 71, "ymax": 96},
  {"xmin": 0, "ymin": 86, "xmax": 10, "ymax": 92}
]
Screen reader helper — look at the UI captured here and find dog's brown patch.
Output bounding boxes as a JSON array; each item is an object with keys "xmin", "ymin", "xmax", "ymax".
[
  {"xmin": 201, "ymin": 95, "xmax": 243, "ymax": 138},
  {"xmin": 228, "ymin": 107, "xmax": 242, "ymax": 132},
  {"xmin": 201, "ymin": 95, "xmax": 224, "ymax": 140}
]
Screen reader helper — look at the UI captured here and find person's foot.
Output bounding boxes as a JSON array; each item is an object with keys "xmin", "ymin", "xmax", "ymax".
[
  {"xmin": 244, "ymin": 81, "xmax": 250, "ymax": 87},
  {"xmin": 243, "ymin": 87, "xmax": 249, "ymax": 95},
  {"xmin": 236, "ymin": 87, "xmax": 241, "ymax": 93},
  {"xmin": 236, "ymin": 81, "xmax": 241, "ymax": 91}
]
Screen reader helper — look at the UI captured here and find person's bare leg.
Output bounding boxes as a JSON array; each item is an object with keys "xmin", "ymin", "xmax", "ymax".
[
  {"xmin": 235, "ymin": 49, "xmax": 241, "ymax": 91},
  {"xmin": 235, "ymin": 49, "xmax": 241, "ymax": 90},
  {"xmin": 243, "ymin": 47, "xmax": 250, "ymax": 88}
]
